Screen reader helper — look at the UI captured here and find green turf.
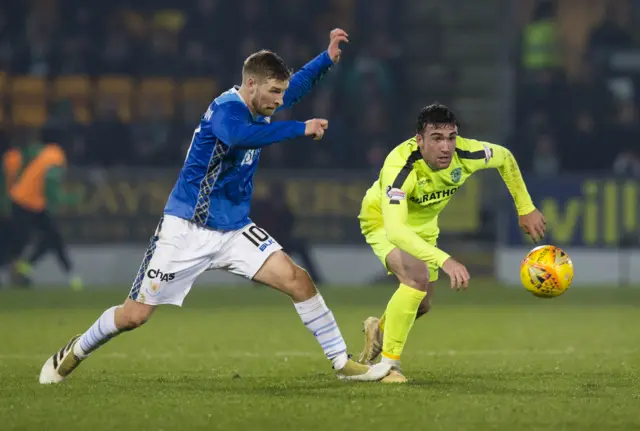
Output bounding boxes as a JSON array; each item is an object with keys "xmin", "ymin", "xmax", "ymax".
[{"xmin": 1, "ymin": 282, "xmax": 639, "ymax": 431}]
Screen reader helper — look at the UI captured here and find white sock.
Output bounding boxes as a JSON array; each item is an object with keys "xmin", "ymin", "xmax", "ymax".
[
  {"xmin": 74, "ymin": 306, "xmax": 120, "ymax": 359},
  {"xmin": 381, "ymin": 355, "xmax": 400, "ymax": 368},
  {"xmin": 294, "ymin": 293, "xmax": 349, "ymax": 370}
]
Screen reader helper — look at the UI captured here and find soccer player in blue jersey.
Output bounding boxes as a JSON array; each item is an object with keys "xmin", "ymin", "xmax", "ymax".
[{"xmin": 39, "ymin": 29, "xmax": 392, "ymax": 384}]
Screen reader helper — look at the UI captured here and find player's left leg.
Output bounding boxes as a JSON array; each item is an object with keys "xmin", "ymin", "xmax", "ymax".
[
  {"xmin": 362, "ymin": 248, "xmax": 434, "ymax": 383},
  {"xmin": 375, "ymin": 277, "xmax": 434, "ymax": 343},
  {"xmin": 281, "ymin": 238, "xmax": 324, "ymax": 284},
  {"xmin": 357, "ymin": 225, "xmax": 440, "ymax": 381},
  {"xmin": 360, "ymin": 280, "xmax": 435, "ymax": 368},
  {"xmin": 213, "ymin": 223, "xmax": 391, "ymax": 382}
]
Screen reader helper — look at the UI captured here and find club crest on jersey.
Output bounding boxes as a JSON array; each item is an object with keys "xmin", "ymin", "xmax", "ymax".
[
  {"xmin": 386, "ymin": 185, "xmax": 406, "ymax": 202},
  {"xmin": 451, "ymin": 167, "xmax": 462, "ymax": 183},
  {"xmin": 241, "ymin": 149, "xmax": 258, "ymax": 166}
]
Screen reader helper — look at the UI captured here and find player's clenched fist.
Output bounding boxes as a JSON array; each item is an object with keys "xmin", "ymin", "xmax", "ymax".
[
  {"xmin": 305, "ymin": 118, "xmax": 329, "ymax": 140},
  {"xmin": 442, "ymin": 257, "xmax": 470, "ymax": 291}
]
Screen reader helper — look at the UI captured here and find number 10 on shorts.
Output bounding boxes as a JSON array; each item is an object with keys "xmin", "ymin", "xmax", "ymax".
[{"xmin": 242, "ymin": 226, "xmax": 275, "ymax": 252}]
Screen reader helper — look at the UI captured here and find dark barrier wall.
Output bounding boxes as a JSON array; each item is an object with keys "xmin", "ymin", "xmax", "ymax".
[{"xmin": 56, "ymin": 169, "xmax": 485, "ymax": 244}]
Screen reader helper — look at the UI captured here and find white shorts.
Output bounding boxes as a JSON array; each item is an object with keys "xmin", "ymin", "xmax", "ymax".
[{"xmin": 128, "ymin": 215, "xmax": 282, "ymax": 306}]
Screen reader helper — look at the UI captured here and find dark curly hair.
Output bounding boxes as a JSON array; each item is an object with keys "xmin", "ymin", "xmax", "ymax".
[{"xmin": 416, "ymin": 104, "xmax": 458, "ymax": 134}]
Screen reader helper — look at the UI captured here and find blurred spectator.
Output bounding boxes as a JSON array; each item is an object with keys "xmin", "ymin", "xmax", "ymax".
[
  {"xmin": 587, "ymin": 4, "xmax": 633, "ymax": 64},
  {"xmin": 521, "ymin": 0, "xmax": 562, "ymax": 76}
]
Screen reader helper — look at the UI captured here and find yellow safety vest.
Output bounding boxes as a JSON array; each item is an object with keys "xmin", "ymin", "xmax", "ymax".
[{"xmin": 523, "ymin": 20, "xmax": 561, "ymax": 69}]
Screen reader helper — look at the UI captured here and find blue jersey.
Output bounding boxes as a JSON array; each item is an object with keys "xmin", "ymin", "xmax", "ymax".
[{"xmin": 164, "ymin": 51, "xmax": 334, "ymax": 230}]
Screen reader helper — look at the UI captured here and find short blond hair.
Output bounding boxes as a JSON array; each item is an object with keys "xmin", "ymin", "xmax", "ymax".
[{"xmin": 242, "ymin": 50, "xmax": 292, "ymax": 82}]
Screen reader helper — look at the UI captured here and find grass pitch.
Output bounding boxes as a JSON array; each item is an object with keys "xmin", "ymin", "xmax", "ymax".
[{"xmin": 1, "ymin": 282, "xmax": 639, "ymax": 430}]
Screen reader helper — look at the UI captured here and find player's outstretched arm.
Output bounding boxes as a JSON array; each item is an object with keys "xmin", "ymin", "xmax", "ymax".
[
  {"xmin": 474, "ymin": 141, "xmax": 535, "ymax": 214},
  {"xmin": 481, "ymin": 141, "xmax": 546, "ymax": 241},
  {"xmin": 279, "ymin": 29, "xmax": 349, "ymax": 111},
  {"xmin": 211, "ymin": 102, "xmax": 327, "ymax": 148}
]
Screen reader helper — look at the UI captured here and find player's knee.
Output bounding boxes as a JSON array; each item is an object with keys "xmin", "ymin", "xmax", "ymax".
[
  {"xmin": 116, "ymin": 301, "xmax": 154, "ymax": 330},
  {"xmin": 119, "ymin": 309, "xmax": 150, "ymax": 330},
  {"xmin": 403, "ymin": 267, "xmax": 430, "ymax": 292},
  {"xmin": 284, "ymin": 265, "xmax": 316, "ymax": 301}
]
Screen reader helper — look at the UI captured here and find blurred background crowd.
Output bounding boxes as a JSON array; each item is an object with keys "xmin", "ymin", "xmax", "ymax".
[
  {"xmin": 514, "ymin": 0, "xmax": 640, "ymax": 177},
  {"xmin": 0, "ymin": 0, "xmax": 405, "ymax": 170},
  {"xmin": 1, "ymin": 0, "xmax": 637, "ymax": 175}
]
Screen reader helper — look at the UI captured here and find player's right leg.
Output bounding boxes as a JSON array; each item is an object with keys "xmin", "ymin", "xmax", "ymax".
[
  {"xmin": 363, "ymin": 260, "xmax": 435, "ymax": 366},
  {"xmin": 39, "ymin": 215, "xmax": 210, "ymax": 384},
  {"xmin": 249, "ymin": 248, "xmax": 391, "ymax": 381},
  {"xmin": 39, "ymin": 299, "xmax": 156, "ymax": 384}
]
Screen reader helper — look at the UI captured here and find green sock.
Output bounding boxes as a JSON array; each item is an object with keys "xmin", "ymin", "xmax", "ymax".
[{"xmin": 381, "ymin": 284, "xmax": 426, "ymax": 360}]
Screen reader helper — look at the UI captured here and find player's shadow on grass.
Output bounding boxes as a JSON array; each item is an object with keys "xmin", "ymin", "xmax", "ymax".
[
  {"xmin": 101, "ymin": 373, "xmax": 341, "ymax": 394},
  {"xmin": 101, "ymin": 373, "xmax": 449, "ymax": 398},
  {"xmin": 409, "ymin": 372, "xmax": 622, "ymax": 398},
  {"xmin": 90, "ymin": 371, "xmax": 631, "ymax": 399}
]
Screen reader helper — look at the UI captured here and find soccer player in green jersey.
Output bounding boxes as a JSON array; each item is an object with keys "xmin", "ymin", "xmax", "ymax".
[{"xmin": 357, "ymin": 104, "xmax": 547, "ymax": 382}]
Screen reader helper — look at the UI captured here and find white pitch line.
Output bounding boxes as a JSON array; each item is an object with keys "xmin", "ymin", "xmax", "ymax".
[{"xmin": 0, "ymin": 348, "xmax": 638, "ymax": 360}]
